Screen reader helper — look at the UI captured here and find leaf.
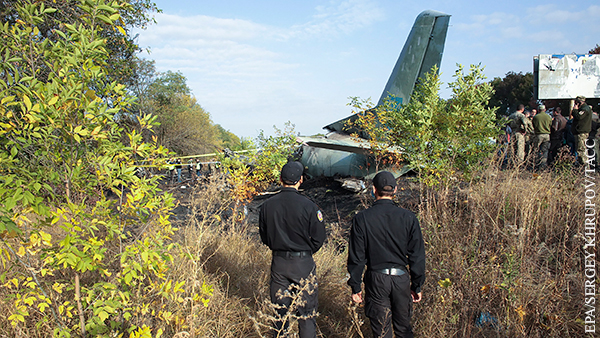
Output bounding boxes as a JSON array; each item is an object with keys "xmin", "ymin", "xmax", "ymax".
[
  {"xmin": 38, "ymin": 302, "xmax": 49, "ymax": 312},
  {"xmin": 97, "ymin": 5, "xmax": 117, "ymax": 14},
  {"xmin": 48, "ymin": 95, "xmax": 59, "ymax": 106},
  {"xmin": 98, "ymin": 310, "xmax": 109, "ymax": 322},
  {"xmin": 96, "ymin": 14, "xmax": 113, "ymax": 25},
  {"xmin": 438, "ymin": 278, "xmax": 452, "ymax": 288},
  {"xmin": 52, "ymin": 283, "xmax": 63, "ymax": 294},
  {"xmin": 0, "ymin": 217, "xmax": 21, "ymax": 237},
  {"xmin": 84, "ymin": 89, "xmax": 96, "ymax": 101},
  {"xmin": 23, "ymin": 95, "xmax": 32, "ymax": 111},
  {"xmin": 4, "ymin": 197, "xmax": 16, "ymax": 211},
  {"xmin": 117, "ymin": 26, "xmax": 126, "ymax": 35},
  {"xmin": 515, "ymin": 305, "xmax": 526, "ymax": 321},
  {"xmin": 1, "ymin": 96, "xmax": 14, "ymax": 105}
]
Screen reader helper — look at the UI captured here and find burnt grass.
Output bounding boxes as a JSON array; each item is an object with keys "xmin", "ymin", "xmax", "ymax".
[
  {"xmin": 167, "ymin": 173, "xmax": 422, "ymax": 242},
  {"xmin": 245, "ymin": 174, "xmax": 421, "ymax": 231},
  {"xmin": 161, "ymin": 167, "xmax": 589, "ymax": 337}
]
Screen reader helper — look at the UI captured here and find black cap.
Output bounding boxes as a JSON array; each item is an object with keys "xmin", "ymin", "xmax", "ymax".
[
  {"xmin": 373, "ymin": 171, "xmax": 396, "ymax": 192},
  {"xmin": 281, "ymin": 161, "xmax": 304, "ymax": 185}
]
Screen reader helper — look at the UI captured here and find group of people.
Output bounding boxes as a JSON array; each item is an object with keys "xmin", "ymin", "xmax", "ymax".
[
  {"xmin": 259, "ymin": 161, "xmax": 425, "ymax": 338},
  {"xmin": 506, "ymin": 96, "xmax": 598, "ymax": 169},
  {"xmin": 166, "ymin": 158, "xmax": 218, "ymax": 184}
]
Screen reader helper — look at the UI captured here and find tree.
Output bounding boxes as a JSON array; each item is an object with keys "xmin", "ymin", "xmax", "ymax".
[
  {"xmin": 158, "ymin": 94, "xmax": 218, "ymax": 155},
  {"xmin": 128, "ymin": 58, "xmax": 158, "ymax": 114},
  {"xmin": 383, "ymin": 64, "xmax": 500, "ymax": 186},
  {"xmin": 219, "ymin": 122, "xmax": 298, "ymax": 205},
  {"xmin": 144, "ymin": 71, "xmax": 219, "ymax": 155},
  {"xmin": 215, "ymin": 124, "xmax": 242, "ymax": 150},
  {"xmin": 0, "ymin": 2, "xmax": 208, "ymax": 336},
  {"xmin": 488, "ymin": 71, "xmax": 534, "ymax": 116},
  {"xmin": 346, "ymin": 97, "xmax": 403, "ymax": 172},
  {"xmin": 590, "ymin": 44, "xmax": 600, "ymax": 54},
  {"xmin": 0, "ymin": 0, "xmax": 161, "ymax": 89}
]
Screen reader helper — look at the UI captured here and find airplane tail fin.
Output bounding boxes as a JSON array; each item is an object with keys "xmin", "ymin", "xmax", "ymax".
[
  {"xmin": 324, "ymin": 10, "xmax": 450, "ymax": 135},
  {"xmin": 377, "ymin": 10, "xmax": 450, "ymax": 106}
]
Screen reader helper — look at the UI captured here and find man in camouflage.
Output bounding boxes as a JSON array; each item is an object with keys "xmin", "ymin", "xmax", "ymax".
[
  {"xmin": 571, "ymin": 96, "xmax": 592, "ymax": 165},
  {"xmin": 508, "ymin": 104, "xmax": 534, "ymax": 164}
]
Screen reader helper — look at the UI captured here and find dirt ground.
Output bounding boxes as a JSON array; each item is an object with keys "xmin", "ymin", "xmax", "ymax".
[{"xmin": 164, "ymin": 173, "xmax": 422, "ymax": 233}]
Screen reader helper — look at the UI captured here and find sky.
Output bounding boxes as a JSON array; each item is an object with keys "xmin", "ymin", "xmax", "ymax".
[{"xmin": 133, "ymin": 0, "xmax": 600, "ymax": 138}]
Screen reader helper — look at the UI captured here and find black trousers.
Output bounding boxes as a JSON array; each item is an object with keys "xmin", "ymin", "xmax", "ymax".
[
  {"xmin": 364, "ymin": 270, "xmax": 413, "ymax": 338},
  {"xmin": 270, "ymin": 255, "xmax": 318, "ymax": 338},
  {"xmin": 548, "ymin": 138, "xmax": 563, "ymax": 164}
]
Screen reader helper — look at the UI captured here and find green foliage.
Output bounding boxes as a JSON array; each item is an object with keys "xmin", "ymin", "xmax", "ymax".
[
  {"xmin": 385, "ymin": 64, "xmax": 500, "ymax": 186},
  {"xmin": 488, "ymin": 71, "xmax": 534, "ymax": 116},
  {"xmin": 215, "ymin": 124, "xmax": 242, "ymax": 151},
  {"xmin": 136, "ymin": 69, "xmax": 221, "ymax": 155},
  {"xmin": 253, "ymin": 122, "xmax": 298, "ymax": 186},
  {"xmin": 219, "ymin": 122, "xmax": 298, "ymax": 204},
  {"xmin": 345, "ymin": 97, "xmax": 403, "ymax": 172},
  {"xmin": 0, "ymin": 1, "xmax": 210, "ymax": 337},
  {"xmin": 0, "ymin": 0, "xmax": 161, "ymax": 94}
]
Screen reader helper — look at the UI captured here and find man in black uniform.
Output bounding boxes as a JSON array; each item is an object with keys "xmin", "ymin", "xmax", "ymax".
[
  {"xmin": 259, "ymin": 161, "xmax": 326, "ymax": 338},
  {"xmin": 347, "ymin": 171, "xmax": 426, "ymax": 338}
]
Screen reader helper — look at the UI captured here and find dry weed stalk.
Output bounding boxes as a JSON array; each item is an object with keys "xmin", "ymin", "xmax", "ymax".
[
  {"xmin": 414, "ymin": 159, "xmax": 588, "ymax": 337},
  {"xmin": 251, "ymin": 273, "xmax": 319, "ymax": 338},
  {"xmin": 162, "ymin": 159, "xmax": 589, "ymax": 338},
  {"xmin": 346, "ymin": 301, "xmax": 366, "ymax": 338}
]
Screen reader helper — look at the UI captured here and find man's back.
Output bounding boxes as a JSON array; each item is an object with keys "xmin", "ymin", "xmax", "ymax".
[
  {"xmin": 509, "ymin": 111, "xmax": 525, "ymax": 132},
  {"xmin": 347, "ymin": 171, "xmax": 426, "ymax": 338},
  {"xmin": 351, "ymin": 201, "xmax": 422, "ymax": 268},
  {"xmin": 347, "ymin": 199, "xmax": 425, "ymax": 295},
  {"xmin": 532, "ymin": 113, "xmax": 552, "ymax": 134},
  {"xmin": 259, "ymin": 188, "xmax": 326, "ymax": 254},
  {"xmin": 551, "ymin": 114, "xmax": 567, "ymax": 140}
]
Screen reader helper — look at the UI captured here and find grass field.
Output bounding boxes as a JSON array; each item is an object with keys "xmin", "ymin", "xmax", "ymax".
[
  {"xmin": 163, "ymin": 158, "xmax": 593, "ymax": 337},
  {"xmin": 0, "ymin": 158, "xmax": 594, "ymax": 337}
]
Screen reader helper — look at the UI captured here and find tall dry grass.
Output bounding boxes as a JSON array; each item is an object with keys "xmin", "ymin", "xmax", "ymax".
[
  {"xmin": 171, "ymin": 161, "xmax": 594, "ymax": 337},
  {"xmin": 1, "ymin": 161, "xmax": 593, "ymax": 337},
  {"xmin": 415, "ymin": 161, "xmax": 592, "ymax": 337}
]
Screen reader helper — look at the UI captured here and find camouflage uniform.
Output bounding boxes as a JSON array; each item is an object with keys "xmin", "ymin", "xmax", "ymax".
[
  {"xmin": 508, "ymin": 111, "xmax": 533, "ymax": 163},
  {"xmin": 572, "ymin": 100, "xmax": 592, "ymax": 164}
]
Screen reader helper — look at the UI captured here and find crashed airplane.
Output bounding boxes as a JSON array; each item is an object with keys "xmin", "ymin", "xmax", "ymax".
[{"xmin": 297, "ymin": 10, "xmax": 451, "ymax": 179}]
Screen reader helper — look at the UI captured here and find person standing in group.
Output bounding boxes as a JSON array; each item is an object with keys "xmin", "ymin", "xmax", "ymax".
[
  {"xmin": 259, "ymin": 161, "xmax": 326, "ymax": 338},
  {"xmin": 508, "ymin": 104, "xmax": 533, "ymax": 165},
  {"xmin": 167, "ymin": 159, "xmax": 175, "ymax": 184},
  {"xmin": 196, "ymin": 160, "xmax": 203, "ymax": 180},
  {"xmin": 571, "ymin": 96, "xmax": 592, "ymax": 165},
  {"xmin": 549, "ymin": 107, "xmax": 567, "ymax": 165},
  {"xmin": 347, "ymin": 171, "xmax": 426, "ymax": 338},
  {"xmin": 175, "ymin": 159, "xmax": 182, "ymax": 182},
  {"xmin": 532, "ymin": 104, "xmax": 552, "ymax": 169},
  {"xmin": 187, "ymin": 160, "xmax": 194, "ymax": 179}
]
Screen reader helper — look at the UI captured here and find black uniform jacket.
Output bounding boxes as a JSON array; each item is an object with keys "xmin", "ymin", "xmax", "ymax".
[
  {"xmin": 259, "ymin": 187, "xmax": 326, "ymax": 254},
  {"xmin": 347, "ymin": 199, "xmax": 426, "ymax": 294}
]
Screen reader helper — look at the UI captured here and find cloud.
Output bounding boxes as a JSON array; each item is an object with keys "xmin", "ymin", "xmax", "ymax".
[
  {"xmin": 285, "ymin": 0, "xmax": 385, "ymax": 40},
  {"xmin": 526, "ymin": 4, "xmax": 582, "ymax": 25},
  {"xmin": 132, "ymin": 0, "xmax": 391, "ymax": 136},
  {"xmin": 454, "ymin": 11, "xmax": 524, "ymax": 43},
  {"xmin": 141, "ymin": 14, "xmax": 273, "ymax": 43}
]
